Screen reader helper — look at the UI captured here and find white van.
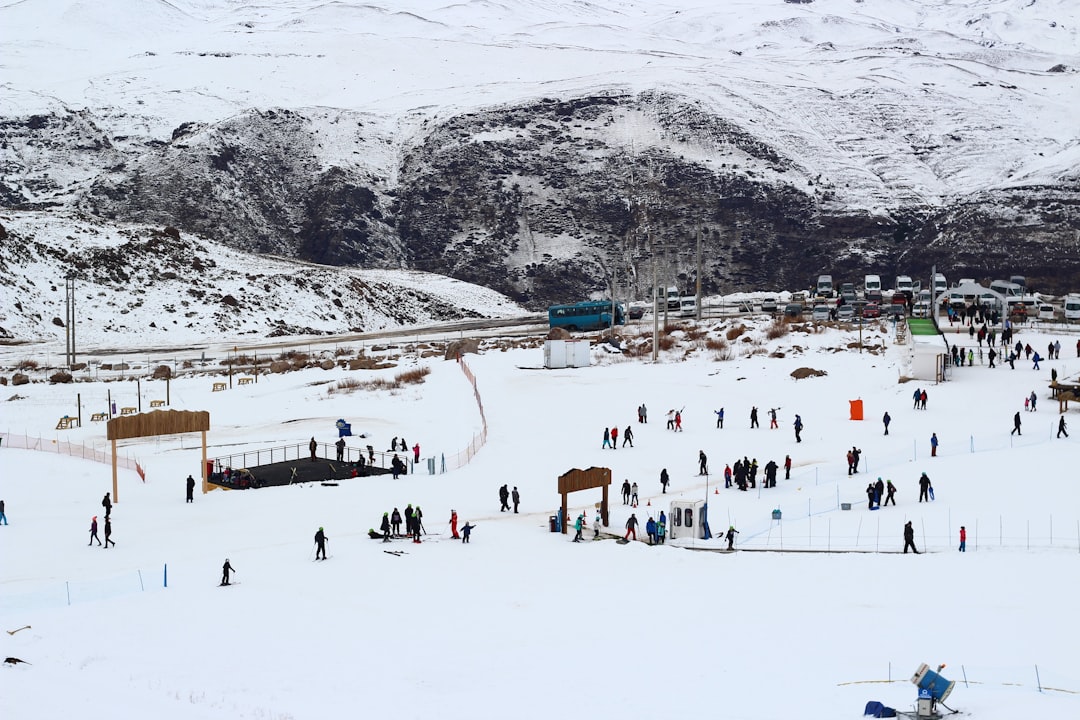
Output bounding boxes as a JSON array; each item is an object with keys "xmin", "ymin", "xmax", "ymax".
[
  {"xmin": 816, "ymin": 275, "xmax": 834, "ymax": 298},
  {"xmin": 990, "ymin": 280, "xmax": 1022, "ymax": 298},
  {"xmin": 1065, "ymin": 295, "xmax": 1080, "ymax": 322},
  {"xmin": 679, "ymin": 297, "xmax": 698, "ymax": 317},
  {"xmin": 864, "ymin": 274, "xmax": 881, "ymax": 294},
  {"xmin": 895, "ymin": 275, "xmax": 913, "ymax": 298},
  {"xmin": 932, "ymin": 273, "xmax": 947, "ymax": 295}
]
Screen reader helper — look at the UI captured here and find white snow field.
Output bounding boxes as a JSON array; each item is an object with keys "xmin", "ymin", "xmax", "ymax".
[{"xmin": 1, "ymin": 317, "xmax": 1079, "ymax": 719}]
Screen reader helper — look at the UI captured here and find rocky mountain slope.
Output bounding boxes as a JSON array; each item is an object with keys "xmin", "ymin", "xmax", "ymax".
[{"xmin": 2, "ymin": 0, "xmax": 1079, "ymax": 335}]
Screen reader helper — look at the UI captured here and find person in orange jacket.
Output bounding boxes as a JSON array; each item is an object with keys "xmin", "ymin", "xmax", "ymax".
[{"xmin": 449, "ymin": 509, "xmax": 459, "ymax": 539}]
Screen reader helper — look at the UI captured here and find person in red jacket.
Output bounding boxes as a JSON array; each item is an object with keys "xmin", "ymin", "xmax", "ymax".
[
  {"xmin": 958, "ymin": 526, "xmax": 967, "ymax": 552},
  {"xmin": 449, "ymin": 509, "xmax": 459, "ymax": 539},
  {"xmin": 413, "ymin": 443, "xmax": 420, "ymax": 463},
  {"xmin": 610, "ymin": 426, "xmax": 618, "ymax": 449}
]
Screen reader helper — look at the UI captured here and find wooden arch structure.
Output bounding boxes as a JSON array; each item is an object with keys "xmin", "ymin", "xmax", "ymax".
[
  {"xmin": 107, "ymin": 410, "xmax": 210, "ymax": 502},
  {"xmin": 557, "ymin": 467, "xmax": 611, "ymax": 534}
]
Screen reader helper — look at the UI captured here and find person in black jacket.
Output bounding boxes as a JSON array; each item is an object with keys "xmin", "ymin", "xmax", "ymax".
[
  {"xmin": 380, "ymin": 512, "xmax": 391, "ymax": 542},
  {"xmin": 102, "ymin": 492, "xmax": 112, "ymax": 519},
  {"xmin": 622, "ymin": 479, "xmax": 632, "ymax": 504},
  {"xmin": 659, "ymin": 468, "xmax": 670, "ymax": 493},
  {"xmin": 221, "ymin": 559, "xmax": 235, "ymax": 585},
  {"xmin": 511, "ymin": 487, "xmax": 520, "ymax": 513},
  {"xmin": 874, "ymin": 477, "xmax": 885, "ymax": 506},
  {"xmin": 103, "ymin": 517, "xmax": 115, "ymax": 548},
  {"xmin": 866, "ymin": 483, "xmax": 876, "ymax": 510},
  {"xmin": 903, "ymin": 521, "xmax": 919, "ymax": 554},
  {"xmin": 314, "ymin": 527, "xmax": 328, "ymax": 560},
  {"xmin": 499, "ymin": 484, "xmax": 510, "ymax": 511},
  {"xmin": 390, "ymin": 508, "xmax": 402, "ymax": 536},
  {"xmin": 186, "ymin": 475, "xmax": 196, "ymax": 503},
  {"xmin": 918, "ymin": 472, "xmax": 932, "ymax": 502}
]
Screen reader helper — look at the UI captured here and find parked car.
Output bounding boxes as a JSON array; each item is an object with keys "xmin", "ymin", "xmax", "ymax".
[
  {"xmin": 886, "ymin": 304, "xmax": 906, "ymax": 318},
  {"xmin": 862, "ymin": 302, "xmax": 881, "ymax": 319},
  {"xmin": 865, "ymin": 289, "xmax": 883, "ymax": 304},
  {"xmin": 628, "ymin": 304, "xmax": 646, "ymax": 320},
  {"xmin": 784, "ymin": 303, "xmax": 804, "ymax": 319},
  {"xmin": 812, "ymin": 304, "xmax": 831, "ymax": 322},
  {"xmin": 761, "ymin": 297, "xmax": 778, "ymax": 312},
  {"xmin": 837, "ymin": 305, "xmax": 855, "ymax": 321}
]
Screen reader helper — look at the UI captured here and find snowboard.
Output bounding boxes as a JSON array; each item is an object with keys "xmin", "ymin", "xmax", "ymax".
[
  {"xmin": 616, "ymin": 538, "xmax": 630, "ymax": 545},
  {"xmin": 219, "ymin": 582, "xmax": 239, "ymax": 586}
]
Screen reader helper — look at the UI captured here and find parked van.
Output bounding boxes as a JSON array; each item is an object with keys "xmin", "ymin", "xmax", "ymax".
[
  {"xmin": 932, "ymin": 273, "xmax": 947, "ymax": 295},
  {"xmin": 1010, "ymin": 275, "xmax": 1026, "ymax": 290},
  {"xmin": 990, "ymin": 280, "xmax": 1023, "ymax": 298},
  {"xmin": 1065, "ymin": 295, "xmax": 1080, "ymax": 322},
  {"xmin": 816, "ymin": 275, "xmax": 834, "ymax": 298},
  {"xmin": 679, "ymin": 297, "xmax": 698, "ymax": 317},
  {"xmin": 895, "ymin": 275, "xmax": 913, "ymax": 299},
  {"xmin": 864, "ymin": 274, "xmax": 882, "ymax": 294}
]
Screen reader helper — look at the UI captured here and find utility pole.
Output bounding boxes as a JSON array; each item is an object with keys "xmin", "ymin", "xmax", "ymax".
[
  {"xmin": 695, "ymin": 223, "xmax": 703, "ymax": 321},
  {"xmin": 64, "ymin": 271, "xmax": 76, "ymax": 368}
]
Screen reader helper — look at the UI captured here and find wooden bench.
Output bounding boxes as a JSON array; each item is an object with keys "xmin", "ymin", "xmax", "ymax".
[
  {"xmin": 120, "ymin": 407, "xmax": 137, "ymax": 415},
  {"xmin": 91, "ymin": 413, "xmax": 108, "ymax": 422},
  {"xmin": 149, "ymin": 400, "xmax": 165, "ymax": 408},
  {"xmin": 212, "ymin": 382, "xmax": 227, "ymax": 392},
  {"xmin": 238, "ymin": 377, "xmax": 253, "ymax": 386},
  {"xmin": 56, "ymin": 416, "xmax": 80, "ymax": 430}
]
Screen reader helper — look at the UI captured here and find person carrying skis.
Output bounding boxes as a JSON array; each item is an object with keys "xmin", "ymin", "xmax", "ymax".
[
  {"xmin": 89, "ymin": 516, "xmax": 101, "ymax": 546},
  {"xmin": 314, "ymin": 527, "xmax": 328, "ymax": 560},
  {"xmin": 221, "ymin": 558, "xmax": 235, "ymax": 586},
  {"xmin": 769, "ymin": 408, "xmax": 778, "ymax": 429}
]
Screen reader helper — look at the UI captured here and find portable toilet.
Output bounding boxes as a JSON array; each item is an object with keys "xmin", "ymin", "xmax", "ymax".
[
  {"xmin": 668, "ymin": 500, "xmax": 706, "ymax": 540},
  {"xmin": 849, "ymin": 399, "xmax": 864, "ymax": 421}
]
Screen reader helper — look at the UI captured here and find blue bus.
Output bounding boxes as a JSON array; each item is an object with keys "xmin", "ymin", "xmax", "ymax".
[{"xmin": 548, "ymin": 301, "xmax": 626, "ymax": 332}]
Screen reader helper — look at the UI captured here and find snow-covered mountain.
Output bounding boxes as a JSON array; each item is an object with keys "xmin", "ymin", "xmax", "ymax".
[{"xmin": 2, "ymin": 0, "xmax": 1079, "ymax": 337}]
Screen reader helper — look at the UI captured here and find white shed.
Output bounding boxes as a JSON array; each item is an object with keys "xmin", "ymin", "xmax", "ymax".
[
  {"xmin": 668, "ymin": 500, "xmax": 707, "ymax": 540},
  {"xmin": 543, "ymin": 339, "xmax": 591, "ymax": 369}
]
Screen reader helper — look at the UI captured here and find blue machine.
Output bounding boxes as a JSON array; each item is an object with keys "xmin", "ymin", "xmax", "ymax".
[
  {"xmin": 335, "ymin": 419, "xmax": 352, "ymax": 437},
  {"xmin": 911, "ymin": 663, "xmax": 955, "ymax": 703}
]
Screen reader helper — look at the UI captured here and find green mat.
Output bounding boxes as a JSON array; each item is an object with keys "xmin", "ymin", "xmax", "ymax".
[{"xmin": 907, "ymin": 318, "xmax": 940, "ymax": 336}]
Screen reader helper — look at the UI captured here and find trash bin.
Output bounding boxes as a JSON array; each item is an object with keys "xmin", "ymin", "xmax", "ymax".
[
  {"xmin": 840, "ymin": 502, "xmax": 852, "ymax": 511},
  {"xmin": 549, "ymin": 515, "xmax": 558, "ymax": 533},
  {"xmin": 771, "ymin": 509, "xmax": 782, "ymax": 520}
]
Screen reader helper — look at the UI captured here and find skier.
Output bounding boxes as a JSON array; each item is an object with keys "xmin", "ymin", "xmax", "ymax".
[
  {"xmin": 769, "ymin": 408, "xmax": 778, "ymax": 429},
  {"xmin": 884, "ymin": 480, "xmax": 897, "ymax": 506},
  {"xmin": 412, "ymin": 506, "xmax": 424, "ymax": 542},
  {"xmin": 499, "ymin": 484, "xmax": 510, "ymax": 512},
  {"xmin": 103, "ymin": 517, "xmax": 115, "ymax": 548},
  {"xmin": 572, "ymin": 514, "xmax": 584, "ymax": 542},
  {"xmin": 380, "ymin": 512, "xmax": 391, "ymax": 542},
  {"xmin": 630, "ymin": 482, "xmax": 639, "ymax": 507},
  {"xmin": 903, "ymin": 521, "xmax": 919, "ymax": 554},
  {"xmin": 930, "ymin": 432, "xmax": 939, "ymax": 457},
  {"xmin": 1058, "ymin": 416, "xmax": 1069, "ymax": 438},
  {"xmin": 750, "ymin": 406, "xmax": 759, "ymax": 428},
  {"xmin": 314, "ymin": 527, "xmax": 328, "ymax": 559},
  {"xmin": 511, "ymin": 486, "xmax": 520, "ymax": 513},
  {"xmin": 309, "ymin": 436, "xmax": 318, "ymax": 462},
  {"xmin": 714, "ymin": 407, "xmax": 724, "ymax": 428},
  {"xmin": 725, "ymin": 525, "xmax": 739, "ymax": 551},
  {"xmin": 698, "ymin": 450, "xmax": 708, "ymax": 476},
  {"xmin": 185, "ymin": 474, "xmax": 196, "ymax": 503},
  {"xmin": 657, "ymin": 515, "xmax": 666, "ymax": 544},
  {"xmin": 335, "ymin": 437, "xmax": 345, "ymax": 462},
  {"xmin": 621, "ymin": 479, "xmax": 631, "ymax": 505},
  {"xmin": 450, "ymin": 509, "xmax": 460, "ymax": 539},
  {"xmin": 645, "ymin": 516, "xmax": 657, "ymax": 545},
  {"xmin": 88, "ymin": 516, "xmax": 101, "ymax": 545},
  {"xmin": 882, "ymin": 411, "xmax": 891, "ymax": 436},
  {"xmin": 102, "ymin": 492, "xmax": 112, "ymax": 520},
  {"xmin": 660, "ymin": 468, "xmax": 670, "ymax": 493},
  {"xmin": 391, "ymin": 507, "xmax": 402, "ymax": 536},
  {"xmin": 610, "ymin": 426, "xmax": 618, "ymax": 449},
  {"xmin": 793, "ymin": 415, "xmax": 803, "ymax": 443},
  {"xmin": 221, "ymin": 559, "xmax": 235, "ymax": 586},
  {"xmin": 461, "ymin": 521, "xmax": 475, "ymax": 543},
  {"xmin": 958, "ymin": 526, "xmax": 967, "ymax": 553},
  {"xmin": 622, "ymin": 426, "xmax": 634, "ymax": 448},
  {"xmin": 593, "ymin": 513, "xmax": 601, "ymax": 540},
  {"xmin": 624, "ymin": 513, "xmax": 638, "ymax": 541},
  {"xmin": 918, "ymin": 473, "xmax": 932, "ymax": 503},
  {"xmin": 1011, "ymin": 412, "xmax": 1022, "ymax": 436}
]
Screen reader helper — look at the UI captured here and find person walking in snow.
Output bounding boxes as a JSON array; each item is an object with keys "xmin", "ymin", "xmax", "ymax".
[
  {"xmin": 622, "ymin": 426, "xmax": 634, "ymax": 448},
  {"xmin": 573, "ymin": 514, "xmax": 584, "ymax": 543},
  {"xmin": 884, "ymin": 480, "xmax": 897, "ymax": 506},
  {"xmin": 602, "ymin": 427, "xmax": 611, "ymax": 449},
  {"xmin": 725, "ymin": 525, "xmax": 739, "ymax": 551},
  {"xmin": 920, "ymin": 390, "xmax": 927, "ymax": 410},
  {"xmin": 103, "ymin": 517, "xmax": 115, "ymax": 548},
  {"xmin": 102, "ymin": 492, "xmax": 112, "ymax": 520},
  {"xmin": 1032, "ymin": 352, "xmax": 1041, "ymax": 370},
  {"xmin": 1011, "ymin": 412, "xmax": 1022, "ymax": 436},
  {"xmin": 793, "ymin": 415, "xmax": 803, "ymax": 443},
  {"xmin": 624, "ymin": 513, "xmax": 638, "ymax": 541},
  {"xmin": 918, "ymin": 473, "xmax": 932, "ymax": 503},
  {"xmin": 988, "ymin": 347, "xmax": 997, "ymax": 368},
  {"xmin": 660, "ymin": 468, "xmax": 670, "ymax": 494},
  {"xmin": 499, "ymin": 484, "xmax": 510, "ymax": 512},
  {"xmin": 698, "ymin": 450, "xmax": 708, "ymax": 476},
  {"xmin": 461, "ymin": 522, "xmax": 475, "ymax": 543},
  {"xmin": 630, "ymin": 482, "xmax": 639, "ymax": 507},
  {"xmin": 511, "ymin": 486, "xmax": 520, "ymax": 513},
  {"xmin": 621, "ymin": 479, "xmax": 631, "ymax": 505},
  {"xmin": 714, "ymin": 408, "xmax": 724, "ymax": 428},
  {"xmin": 221, "ymin": 559, "xmax": 235, "ymax": 586},
  {"xmin": 930, "ymin": 433, "xmax": 939, "ymax": 457},
  {"xmin": 958, "ymin": 526, "xmax": 967, "ymax": 553},
  {"xmin": 913, "ymin": 387, "xmax": 921, "ymax": 409},
  {"xmin": 784, "ymin": 455, "xmax": 791, "ymax": 480},
  {"xmin": 186, "ymin": 474, "xmax": 196, "ymax": 503},
  {"xmin": 666, "ymin": 409, "xmax": 675, "ymax": 430},
  {"xmin": 88, "ymin": 516, "xmax": 101, "ymax": 545},
  {"xmin": 750, "ymin": 406, "xmax": 759, "ymax": 429},
  {"xmin": 1029, "ymin": 390, "xmax": 1037, "ymax": 412},
  {"xmin": 309, "ymin": 437, "xmax": 318, "ymax": 462},
  {"xmin": 882, "ymin": 411, "xmax": 891, "ymax": 436},
  {"xmin": 645, "ymin": 516, "xmax": 657, "ymax": 545},
  {"xmin": 903, "ymin": 521, "xmax": 919, "ymax": 554},
  {"xmin": 610, "ymin": 426, "xmax": 619, "ymax": 449},
  {"xmin": 314, "ymin": 527, "xmax": 328, "ymax": 559},
  {"xmin": 640, "ymin": 404, "xmax": 648, "ymax": 424},
  {"xmin": 1058, "ymin": 416, "xmax": 1069, "ymax": 438}
]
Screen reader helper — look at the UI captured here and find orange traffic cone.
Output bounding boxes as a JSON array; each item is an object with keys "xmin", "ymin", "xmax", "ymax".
[
  {"xmin": 715, "ymin": 487, "xmax": 719, "ymax": 494},
  {"xmin": 646, "ymin": 498, "xmax": 651, "ymax": 506}
]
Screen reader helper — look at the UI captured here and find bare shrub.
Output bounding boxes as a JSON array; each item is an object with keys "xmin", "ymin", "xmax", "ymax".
[
  {"xmin": 16, "ymin": 359, "xmax": 39, "ymax": 371},
  {"xmin": 685, "ymin": 327, "xmax": 708, "ymax": 341},
  {"xmin": 712, "ymin": 346, "xmax": 734, "ymax": 361},
  {"xmin": 328, "ymin": 377, "xmax": 362, "ymax": 395},
  {"xmin": 705, "ymin": 337, "xmax": 729, "ymax": 352},
  {"xmin": 334, "ymin": 347, "xmax": 353, "ymax": 357},
  {"xmin": 725, "ymin": 325, "xmax": 746, "ymax": 341},
  {"xmin": 658, "ymin": 335, "xmax": 677, "ymax": 352},
  {"xmin": 364, "ymin": 378, "xmax": 399, "ymax": 392},
  {"xmin": 395, "ymin": 367, "xmax": 431, "ymax": 385},
  {"xmin": 765, "ymin": 319, "xmax": 790, "ymax": 340}
]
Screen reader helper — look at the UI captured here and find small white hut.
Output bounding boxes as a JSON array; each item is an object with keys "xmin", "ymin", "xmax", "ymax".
[
  {"xmin": 543, "ymin": 339, "xmax": 591, "ymax": 369},
  {"xmin": 668, "ymin": 499, "xmax": 707, "ymax": 540}
]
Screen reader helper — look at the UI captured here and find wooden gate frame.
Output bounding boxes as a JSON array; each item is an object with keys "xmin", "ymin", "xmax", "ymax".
[
  {"xmin": 557, "ymin": 467, "xmax": 611, "ymax": 534},
  {"xmin": 107, "ymin": 410, "xmax": 210, "ymax": 503}
]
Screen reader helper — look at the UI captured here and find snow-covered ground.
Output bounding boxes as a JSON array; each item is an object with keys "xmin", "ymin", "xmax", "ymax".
[{"xmin": 2, "ymin": 317, "xmax": 1078, "ymax": 719}]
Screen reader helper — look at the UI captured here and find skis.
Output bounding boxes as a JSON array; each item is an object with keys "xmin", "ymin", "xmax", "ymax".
[
  {"xmin": 384, "ymin": 550, "xmax": 407, "ymax": 556},
  {"xmin": 219, "ymin": 582, "xmax": 239, "ymax": 586}
]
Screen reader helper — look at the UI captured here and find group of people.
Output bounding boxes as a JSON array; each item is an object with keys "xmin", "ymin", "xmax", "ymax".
[
  {"xmin": 620, "ymin": 512, "xmax": 669, "ymax": 545},
  {"xmin": 863, "ymin": 477, "xmax": 898, "ymax": 509},
  {"xmin": 499, "ymin": 484, "xmax": 521, "ymax": 513},
  {"xmin": 721, "ymin": 455, "xmax": 790, "ymax": 491},
  {"xmin": 379, "ymin": 504, "xmax": 425, "ymax": 543},
  {"xmin": 712, "ymin": 406, "xmax": 779, "ymax": 430},
  {"xmin": 90, "ymin": 493, "xmax": 116, "ymax": 548},
  {"xmin": 601, "ymin": 425, "xmax": 634, "ymax": 448}
]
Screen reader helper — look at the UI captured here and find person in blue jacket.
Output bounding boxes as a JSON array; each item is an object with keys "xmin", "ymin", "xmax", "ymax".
[{"xmin": 645, "ymin": 516, "xmax": 657, "ymax": 545}]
